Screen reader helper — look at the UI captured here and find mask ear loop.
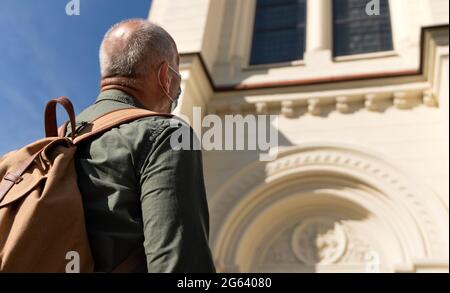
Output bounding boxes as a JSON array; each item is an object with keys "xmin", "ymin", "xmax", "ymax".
[{"xmin": 158, "ymin": 64, "xmax": 176, "ymax": 106}]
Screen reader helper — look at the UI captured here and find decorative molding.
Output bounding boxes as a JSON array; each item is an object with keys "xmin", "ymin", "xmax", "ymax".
[
  {"xmin": 209, "ymin": 87, "xmax": 433, "ymax": 116},
  {"xmin": 210, "ymin": 144, "xmax": 447, "ymax": 260},
  {"xmin": 393, "ymin": 91, "xmax": 414, "ymax": 109},
  {"xmin": 259, "ymin": 219, "xmax": 379, "ymax": 269},
  {"xmin": 307, "ymin": 98, "xmax": 321, "ymax": 116},
  {"xmin": 281, "ymin": 101, "xmax": 295, "ymax": 118},
  {"xmin": 335, "ymin": 96, "xmax": 353, "ymax": 114},
  {"xmin": 423, "ymin": 89, "xmax": 438, "ymax": 107},
  {"xmin": 261, "ymin": 226, "xmax": 301, "ymax": 265},
  {"xmin": 364, "ymin": 93, "xmax": 385, "ymax": 111},
  {"xmin": 291, "ymin": 217, "xmax": 347, "ymax": 265},
  {"xmin": 255, "ymin": 102, "xmax": 268, "ymax": 114}
]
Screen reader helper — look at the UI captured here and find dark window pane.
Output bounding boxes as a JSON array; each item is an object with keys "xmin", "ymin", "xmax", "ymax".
[
  {"xmin": 333, "ymin": 0, "xmax": 393, "ymax": 57},
  {"xmin": 254, "ymin": 4, "xmax": 306, "ymax": 31},
  {"xmin": 250, "ymin": 0, "xmax": 306, "ymax": 65},
  {"xmin": 257, "ymin": 0, "xmax": 300, "ymax": 7},
  {"xmin": 251, "ymin": 29, "xmax": 305, "ymax": 65}
]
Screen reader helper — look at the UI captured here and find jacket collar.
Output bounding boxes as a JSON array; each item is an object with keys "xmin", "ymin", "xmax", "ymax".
[{"xmin": 95, "ymin": 89, "xmax": 146, "ymax": 109}]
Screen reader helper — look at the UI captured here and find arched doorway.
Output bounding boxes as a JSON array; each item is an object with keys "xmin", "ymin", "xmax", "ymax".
[{"xmin": 209, "ymin": 143, "xmax": 448, "ymax": 272}]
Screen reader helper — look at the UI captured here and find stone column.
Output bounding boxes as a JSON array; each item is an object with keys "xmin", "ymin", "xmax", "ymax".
[{"xmin": 304, "ymin": 0, "xmax": 333, "ymax": 65}]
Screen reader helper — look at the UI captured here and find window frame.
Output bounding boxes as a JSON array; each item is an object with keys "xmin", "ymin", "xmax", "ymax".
[
  {"xmin": 247, "ymin": 0, "xmax": 308, "ymax": 68},
  {"xmin": 331, "ymin": 0, "xmax": 396, "ymax": 59}
]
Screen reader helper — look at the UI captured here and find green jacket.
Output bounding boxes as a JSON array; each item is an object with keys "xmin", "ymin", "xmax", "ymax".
[{"xmin": 72, "ymin": 89, "xmax": 215, "ymax": 273}]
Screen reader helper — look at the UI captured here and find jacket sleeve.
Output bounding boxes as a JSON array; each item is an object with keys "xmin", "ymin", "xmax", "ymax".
[{"xmin": 139, "ymin": 122, "xmax": 216, "ymax": 273}]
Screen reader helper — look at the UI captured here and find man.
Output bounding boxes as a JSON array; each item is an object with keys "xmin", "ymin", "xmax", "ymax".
[{"xmin": 72, "ymin": 19, "xmax": 216, "ymax": 273}]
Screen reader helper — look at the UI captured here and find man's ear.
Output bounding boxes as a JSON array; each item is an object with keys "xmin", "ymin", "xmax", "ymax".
[{"xmin": 158, "ymin": 62, "xmax": 170, "ymax": 92}]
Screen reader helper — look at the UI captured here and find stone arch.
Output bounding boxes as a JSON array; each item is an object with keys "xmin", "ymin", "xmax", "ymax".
[{"xmin": 209, "ymin": 142, "xmax": 448, "ymax": 272}]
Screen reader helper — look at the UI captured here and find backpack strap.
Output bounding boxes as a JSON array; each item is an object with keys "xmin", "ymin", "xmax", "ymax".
[
  {"xmin": 45, "ymin": 97, "xmax": 77, "ymax": 141},
  {"xmin": 71, "ymin": 108, "xmax": 173, "ymax": 145},
  {"xmin": 0, "ymin": 152, "xmax": 41, "ymax": 203},
  {"xmin": 1, "ymin": 97, "xmax": 77, "ymax": 203}
]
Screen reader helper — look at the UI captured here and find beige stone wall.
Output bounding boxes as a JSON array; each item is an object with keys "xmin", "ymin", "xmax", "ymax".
[{"xmin": 149, "ymin": 0, "xmax": 449, "ymax": 273}]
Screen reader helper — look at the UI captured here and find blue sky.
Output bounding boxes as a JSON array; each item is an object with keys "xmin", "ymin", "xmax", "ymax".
[{"xmin": 0, "ymin": 0, "xmax": 152, "ymax": 154}]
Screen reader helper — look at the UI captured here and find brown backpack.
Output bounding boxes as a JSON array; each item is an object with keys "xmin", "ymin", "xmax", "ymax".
[{"xmin": 0, "ymin": 96, "xmax": 172, "ymax": 272}]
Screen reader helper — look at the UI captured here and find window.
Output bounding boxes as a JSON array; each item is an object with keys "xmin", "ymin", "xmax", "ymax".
[
  {"xmin": 333, "ymin": 0, "xmax": 393, "ymax": 57},
  {"xmin": 250, "ymin": 0, "xmax": 306, "ymax": 65}
]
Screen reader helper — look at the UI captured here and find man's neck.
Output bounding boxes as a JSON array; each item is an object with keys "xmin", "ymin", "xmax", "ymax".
[
  {"xmin": 100, "ymin": 77, "xmax": 168, "ymax": 113},
  {"xmin": 100, "ymin": 77, "xmax": 152, "ymax": 109},
  {"xmin": 101, "ymin": 77, "xmax": 142, "ymax": 97}
]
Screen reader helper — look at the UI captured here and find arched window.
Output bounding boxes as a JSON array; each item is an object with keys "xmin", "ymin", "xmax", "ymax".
[
  {"xmin": 250, "ymin": 0, "xmax": 306, "ymax": 65},
  {"xmin": 333, "ymin": 0, "xmax": 393, "ymax": 57}
]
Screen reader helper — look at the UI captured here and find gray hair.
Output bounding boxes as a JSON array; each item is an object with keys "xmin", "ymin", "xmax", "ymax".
[{"xmin": 99, "ymin": 19, "xmax": 176, "ymax": 78}]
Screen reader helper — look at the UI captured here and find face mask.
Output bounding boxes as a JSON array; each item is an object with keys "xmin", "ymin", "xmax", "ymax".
[
  {"xmin": 170, "ymin": 86, "xmax": 181, "ymax": 112},
  {"xmin": 159, "ymin": 64, "xmax": 182, "ymax": 113}
]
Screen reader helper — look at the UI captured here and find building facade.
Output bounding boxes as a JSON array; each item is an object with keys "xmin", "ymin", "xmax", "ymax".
[{"xmin": 149, "ymin": 0, "xmax": 449, "ymax": 273}]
